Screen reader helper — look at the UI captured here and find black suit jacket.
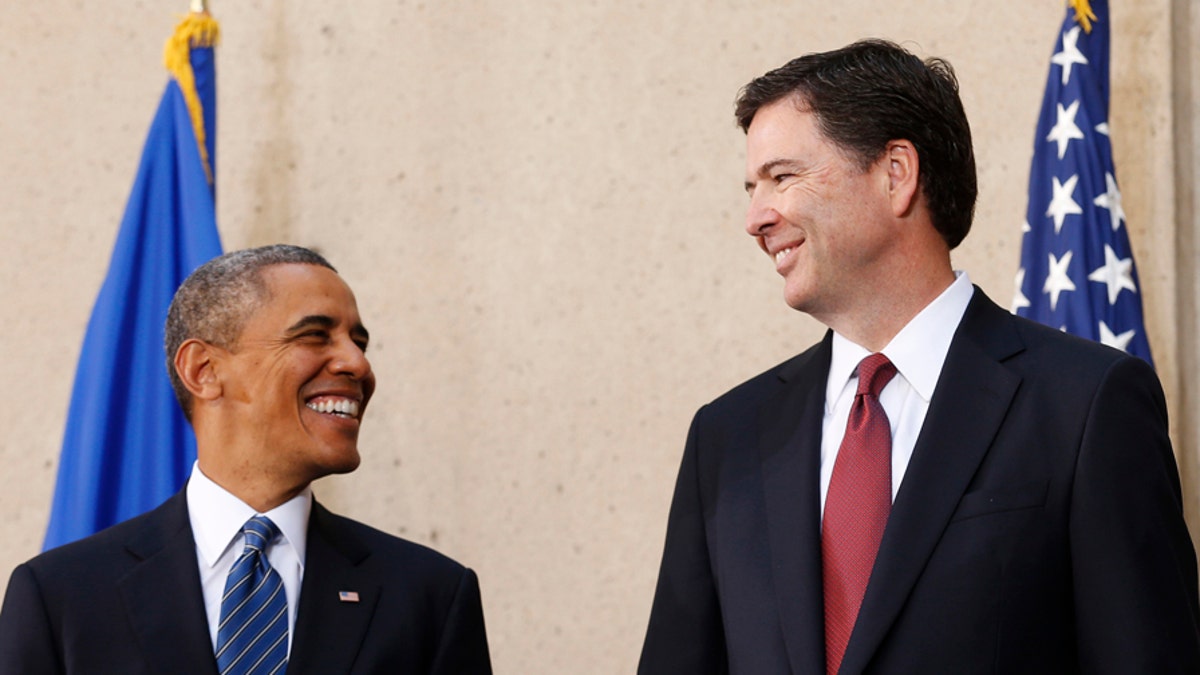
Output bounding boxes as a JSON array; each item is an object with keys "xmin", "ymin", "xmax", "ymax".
[
  {"xmin": 640, "ymin": 290, "xmax": 1200, "ymax": 674},
  {"xmin": 0, "ymin": 491, "xmax": 492, "ymax": 674}
]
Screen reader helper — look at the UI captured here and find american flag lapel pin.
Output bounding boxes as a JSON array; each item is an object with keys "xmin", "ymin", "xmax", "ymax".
[{"xmin": 339, "ymin": 591, "xmax": 360, "ymax": 603}]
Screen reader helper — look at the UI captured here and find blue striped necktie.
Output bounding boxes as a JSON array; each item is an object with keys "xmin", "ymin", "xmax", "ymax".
[{"xmin": 216, "ymin": 515, "xmax": 289, "ymax": 675}]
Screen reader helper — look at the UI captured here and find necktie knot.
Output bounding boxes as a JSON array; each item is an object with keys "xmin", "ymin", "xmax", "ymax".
[
  {"xmin": 241, "ymin": 516, "xmax": 280, "ymax": 555},
  {"xmin": 856, "ymin": 353, "xmax": 896, "ymax": 398}
]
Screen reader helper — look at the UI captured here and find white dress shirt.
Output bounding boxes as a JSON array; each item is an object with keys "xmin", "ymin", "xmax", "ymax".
[
  {"xmin": 185, "ymin": 461, "xmax": 311, "ymax": 653},
  {"xmin": 819, "ymin": 271, "xmax": 974, "ymax": 517}
]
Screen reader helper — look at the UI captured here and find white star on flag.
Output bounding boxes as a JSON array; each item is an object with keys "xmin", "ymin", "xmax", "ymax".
[
  {"xmin": 1050, "ymin": 26, "xmax": 1088, "ymax": 85},
  {"xmin": 1046, "ymin": 100, "xmax": 1085, "ymax": 159},
  {"xmin": 1013, "ymin": 268, "xmax": 1031, "ymax": 312},
  {"xmin": 1087, "ymin": 244, "xmax": 1137, "ymax": 304},
  {"xmin": 1092, "ymin": 172, "xmax": 1125, "ymax": 231},
  {"xmin": 1046, "ymin": 175, "xmax": 1082, "ymax": 234},
  {"xmin": 1098, "ymin": 320, "xmax": 1136, "ymax": 352},
  {"xmin": 1043, "ymin": 251, "xmax": 1076, "ymax": 311}
]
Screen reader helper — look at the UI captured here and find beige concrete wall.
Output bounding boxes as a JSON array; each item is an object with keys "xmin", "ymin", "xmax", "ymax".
[{"xmin": 0, "ymin": 1, "xmax": 1191, "ymax": 672}]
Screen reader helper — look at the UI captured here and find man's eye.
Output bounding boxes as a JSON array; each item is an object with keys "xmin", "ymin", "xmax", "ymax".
[
  {"xmin": 772, "ymin": 173, "xmax": 794, "ymax": 183},
  {"xmin": 354, "ymin": 340, "xmax": 369, "ymax": 353}
]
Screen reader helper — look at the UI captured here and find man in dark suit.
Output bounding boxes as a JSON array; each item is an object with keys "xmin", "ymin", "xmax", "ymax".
[
  {"xmin": 0, "ymin": 244, "xmax": 492, "ymax": 674},
  {"xmin": 640, "ymin": 40, "xmax": 1200, "ymax": 674}
]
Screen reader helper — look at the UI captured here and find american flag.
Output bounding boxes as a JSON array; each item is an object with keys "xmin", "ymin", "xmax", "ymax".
[{"xmin": 1013, "ymin": 0, "xmax": 1154, "ymax": 366}]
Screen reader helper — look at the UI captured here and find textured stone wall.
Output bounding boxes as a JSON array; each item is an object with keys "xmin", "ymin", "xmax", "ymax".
[{"xmin": 0, "ymin": 1, "xmax": 1190, "ymax": 672}]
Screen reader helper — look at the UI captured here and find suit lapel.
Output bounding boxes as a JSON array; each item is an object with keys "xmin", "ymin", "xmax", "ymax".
[
  {"xmin": 840, "ymin": 291, "xmax": 1024, "ymax": 674},
  {"xmin": 288, "ymin": 501, "xmax": 381, "ymax": 673},
  {"xmin": 117, "ymin": 492, "xmax": 220, "ymax": 675},
  {"xmin": 760, "ymin": 334, "xmax": 832, "ymax": 675}
]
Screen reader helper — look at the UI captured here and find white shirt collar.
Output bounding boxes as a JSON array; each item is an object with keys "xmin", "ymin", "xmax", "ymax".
[
  {"xmin": 186, "ymin": 461, "xmax": 312, "ymax": 570},
  {"xmin": 826, "ymin": 271, "xmax": 974, "ymax": 411}
]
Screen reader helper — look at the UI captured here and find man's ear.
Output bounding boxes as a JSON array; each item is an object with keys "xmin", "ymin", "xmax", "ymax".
[
  {"xmin": 885, "ymin": 139, "xmax": 921, "ymax": 218},
  {"xmin": 174, "ymin": 339, "xmax": 222, "ymax": 403}
]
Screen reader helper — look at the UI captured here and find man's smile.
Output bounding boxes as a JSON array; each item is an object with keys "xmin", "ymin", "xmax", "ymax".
[
  {"xmin": 304, "ymin": 395, "xmax": 363, "ymax": 420},
  {"xmin": 770, "ymin": 239, "xmax": 804, "ymax": 273}
]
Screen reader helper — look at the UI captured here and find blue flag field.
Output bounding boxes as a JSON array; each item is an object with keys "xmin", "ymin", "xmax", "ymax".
[{"xmin": 43, "ymin": 12, "xmax": 224, "ymax": 550}]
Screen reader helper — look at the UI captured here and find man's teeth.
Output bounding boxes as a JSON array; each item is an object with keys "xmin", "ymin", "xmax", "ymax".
[
  {"xmin": 307, "ymin": 399, "xmax": 360, "ymax": 418},
  {"xmin": 775, "ymin": 246, "xmax": 796, "ymax": 264}
]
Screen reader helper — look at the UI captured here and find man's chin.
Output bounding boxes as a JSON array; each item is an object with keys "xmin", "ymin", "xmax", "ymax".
[
  {"xmin": 310, "ymin": 446, "xmax": 362, "ymax": 478},
  {"xmin": 329, "ymin": 452, "xmax": 362, "ymax": 475},
  {"xmin": 783, "ymin": 291, "xmax": 812, "ymax": 313}
]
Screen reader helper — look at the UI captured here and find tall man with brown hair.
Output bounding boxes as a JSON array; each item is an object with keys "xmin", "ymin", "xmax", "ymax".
[{"xmin": 640, "ymin": 40, "xmax": 1200, "ymax": 674}]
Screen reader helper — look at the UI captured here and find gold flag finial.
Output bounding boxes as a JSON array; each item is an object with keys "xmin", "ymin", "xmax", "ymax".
[
  {"xmin": 190, "ymin": 0, "xmax": 207, "ymax": 13},
  {"xmin": 1067, "ymin": 0, "xmax": 1097, "ymax": 34}
]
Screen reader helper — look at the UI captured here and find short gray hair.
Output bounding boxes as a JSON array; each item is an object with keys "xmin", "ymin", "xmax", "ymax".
[{"xmin": 164, "ymin": 244, "xmax": 336, "ymax": 421}]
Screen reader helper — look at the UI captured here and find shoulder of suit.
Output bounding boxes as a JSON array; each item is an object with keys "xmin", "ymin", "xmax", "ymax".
[
  {"xmin": 935, "ymin": 291, "xmax": 1142, "ymax": 380},
  {"xmin": 698, "ymin": 338, "xmax": 828, "ymax": 411},
  {"xmin": 15, "ymin": 493, "xmax": 185, "ymax": 580},
  {"xmin": 312, "ymin": 503, "xmax": 473, "ymax": 576},
  {"xmin": 1005, "ymin": 310, "xmax": 1143, "ymax": 372}
]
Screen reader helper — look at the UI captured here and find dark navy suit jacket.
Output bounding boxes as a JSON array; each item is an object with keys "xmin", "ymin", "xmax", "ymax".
[
  {"xmin": 640, "ymin": 290, "xmax": 1200, "ymax": 674},
  {"xmin": 0, "ymin": 492, "xmax": 492, "ymax": 674}
]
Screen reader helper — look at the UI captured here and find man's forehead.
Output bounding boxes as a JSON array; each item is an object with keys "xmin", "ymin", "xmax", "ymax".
[
  {"xmin": 257, "ymin": 265, "xmax": 361, "ymax": 315},
  {"xmin": 745, "ymin": 107, "xmax": 815, "ymax": 170},
  {"xmin": 748, "ymin": 97, "xmax": 819, "ymax": 134},
  {"xmin": 260, "ymin": 261, "xmax": 337, "ymax": 286}
]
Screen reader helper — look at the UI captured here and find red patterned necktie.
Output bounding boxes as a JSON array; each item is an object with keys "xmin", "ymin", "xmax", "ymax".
[{"xmin": 822, "ymin": 353, "xmax": 897, "ymax": 675}]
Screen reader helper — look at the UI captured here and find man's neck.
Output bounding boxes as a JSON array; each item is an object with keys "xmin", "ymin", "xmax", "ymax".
[
  {"xmin": 817, "ymin": 265, "xmax": 957, "ymax": 352},
  {"xmin": 194, "ymin": 458, "xmax": 310, "ymax": 513}
]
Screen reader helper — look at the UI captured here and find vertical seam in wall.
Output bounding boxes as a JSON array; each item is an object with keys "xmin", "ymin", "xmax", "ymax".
[{"xmin": 1170, "ymin": 0, "xmax": 1198, "ymax": 543}]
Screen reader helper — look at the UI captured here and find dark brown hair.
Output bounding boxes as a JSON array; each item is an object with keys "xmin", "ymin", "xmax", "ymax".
[{"xmin": 735, "ymin": 39, "xmax": 977, "ymax": 249}]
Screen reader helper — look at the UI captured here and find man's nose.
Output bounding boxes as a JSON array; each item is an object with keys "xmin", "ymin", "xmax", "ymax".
[
  {"xmin": 331, "ymin": 337, "xmax": 372, "ymax": 380},
  {"xmin": 745, "ymin": 187, "xmax": 781, "ymax": 237}
]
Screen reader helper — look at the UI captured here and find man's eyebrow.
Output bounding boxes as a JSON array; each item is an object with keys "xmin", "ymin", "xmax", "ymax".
[
  {"xmin": 285, "ymin": 315, "xmax": 369, "ymax": 344},
  {"xmin": 351, "ymin": 323, "xmax": 370, "ymax": 344},
  {"xmin": 758, "ymin": 158, "xmax": 801, "ymax": 175},
  {"xmin": 745, "ymin": 159, "xmax": 801, "ymax": 190},
  {"xmin": 286, "ymin": 315, "xmax": 336, "ymax": 333}
]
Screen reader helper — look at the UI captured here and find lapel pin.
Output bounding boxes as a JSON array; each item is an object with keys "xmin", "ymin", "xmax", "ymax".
[{"xmin": 338, "ymin": 591, "xmax": 360, "ymax": 603}]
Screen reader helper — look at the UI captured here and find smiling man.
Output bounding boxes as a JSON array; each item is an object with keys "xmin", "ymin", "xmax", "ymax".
[
  {"xmin": 0, "ymin": 245, "xmax": 492, "ymax": 674},
  {"xmin": 639, "ymin": 40, "xmax": 1200, "ymax": 673}
]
